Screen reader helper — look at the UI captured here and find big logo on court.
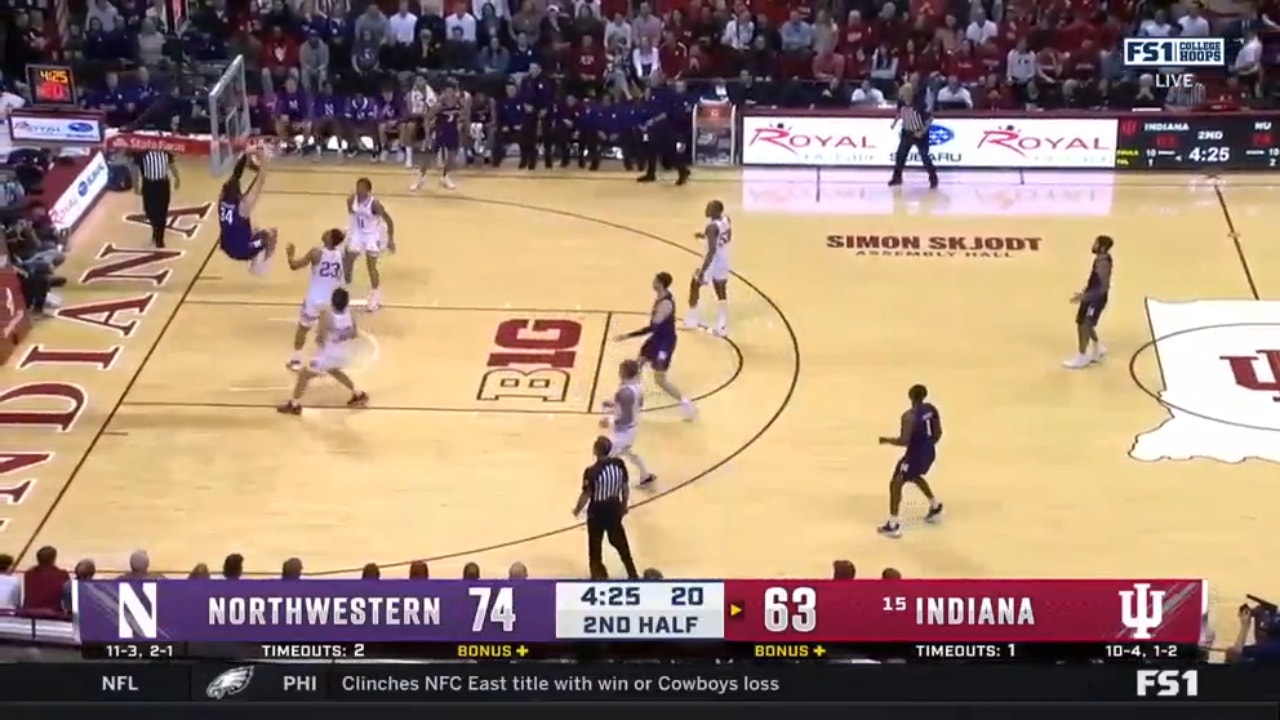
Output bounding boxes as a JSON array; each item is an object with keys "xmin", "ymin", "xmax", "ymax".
[{"xmin": 1132, "ymin": 299, "xmax": 1280, "ymax": 463}]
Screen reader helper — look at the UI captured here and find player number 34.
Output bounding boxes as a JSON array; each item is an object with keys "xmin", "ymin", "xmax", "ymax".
[
  {"xmin": 763, "ymin": 587, "xmax": 817, "ymax": 633},
  {"xmin": 469, "ymin": 587, "xmax": 517, "ymax": 632}
]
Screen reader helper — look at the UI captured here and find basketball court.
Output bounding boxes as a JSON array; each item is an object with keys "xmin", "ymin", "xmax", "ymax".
[{"xmin": 2, "ymin": 162, "xmax": 1278, "ymax": 637}]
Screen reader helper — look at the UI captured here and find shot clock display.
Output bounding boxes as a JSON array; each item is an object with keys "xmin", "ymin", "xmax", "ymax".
[
  {"xmin": 26, "ymin": 65, "xmax": 79, "ymax": 106},
  {"xmin": 1115, "ymin": 115, "xmax": 1280, "ymax": 170}
]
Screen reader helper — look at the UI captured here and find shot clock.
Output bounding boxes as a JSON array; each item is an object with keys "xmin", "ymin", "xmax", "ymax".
[{"xmin": 26, "ymin": 65, "xmax": 79, "ymax": 106}]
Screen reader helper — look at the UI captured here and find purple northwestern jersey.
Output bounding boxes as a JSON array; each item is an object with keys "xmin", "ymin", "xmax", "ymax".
[
  {"xmin": 276, "ymin": 91, "xmax": 306, "ymax": 121},
  {"xmin": 432, "ymin": 96, "xmax": 463, "ymax": 150},
  {"xmin": 218, "ymin": 199, "xmax": 264, "ymax": 261},
  {"xmin": 347, "ymin": 96, "xmax": 376, "ymax": 122},
  {"xmin": 897, "ymin": 402, "xmax": 939, "ymax": 479},
  {"xmin": 377, "ymin": 94, "xmax": 401, "ymax": 122},
  {"xmin": 313, "ymin": 93, "xmax": 339, "ymax": 118},
  {"xmin": 639, "ymin": 291, "xmax": 678, "ymax": 371}
]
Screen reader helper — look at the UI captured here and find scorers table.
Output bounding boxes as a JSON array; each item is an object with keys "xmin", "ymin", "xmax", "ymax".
[{"xmin": 10, "ymin": 578, "xmax": 1271, "ymax": 718}]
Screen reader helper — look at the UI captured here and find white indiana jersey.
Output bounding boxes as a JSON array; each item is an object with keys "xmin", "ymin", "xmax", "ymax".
[
  {"xmin": 705, "ymin": 215, "xmax": 732, "ymax": 283},
  {"xmin": 299, "ymin": 246, "xmax": 344, "ymax": 328},
  {"xmin": 310, "ymin": 309, "xmax": 358, "ymax": 371},
  {"xmin": 347, "ymin": 194, "xmax": 385, "ymax": 255},
  {"xmin": 610, "ymin": 379, "xmax": 644, "ymax": 452},
  {"xmin": 408, "ymin": 87, "xmax": 432, "ymax": 116}
]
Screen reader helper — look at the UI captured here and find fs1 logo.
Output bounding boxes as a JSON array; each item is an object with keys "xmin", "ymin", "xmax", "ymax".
[
  {"xmin": 1119, "ymin": 583, "xmax": 1166, "ymax": 640},
  {"xmin": 1136, "ymin": 670, "xmax": 1199, "ymax": 697},
  {"xmin": 118, "ymin": 582, "xmax": 159, "ymax": 639},
  {"xmin": 1123, "ymin": 37, "xmax": 1225, "ymax": 67}
]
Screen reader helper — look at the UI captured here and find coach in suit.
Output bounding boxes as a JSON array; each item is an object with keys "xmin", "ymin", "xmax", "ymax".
[{"xmin": 888, "ymin": 82, "xmax": 938, "ymax": 189}]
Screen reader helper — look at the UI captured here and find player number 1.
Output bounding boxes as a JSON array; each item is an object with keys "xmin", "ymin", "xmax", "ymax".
[
  {"xmin": 469, "ymin": 587, "xmax": 517, "ymax": 632},
  {"xmin": 763, "ymin": 586, "xmax": 817, "ymax": 633}
]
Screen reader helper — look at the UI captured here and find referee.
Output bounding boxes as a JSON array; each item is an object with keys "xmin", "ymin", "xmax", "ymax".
[
  {"xmin": 573, "ymin": 436, "xmax": 640, "ymax": 580},
  {"xmin": 134, "ymin": 147, "xmax": 179, "ymax": 248},
  {"xmin": 888, "ymin": 82, "xmax": 939, "ymax": 189}
]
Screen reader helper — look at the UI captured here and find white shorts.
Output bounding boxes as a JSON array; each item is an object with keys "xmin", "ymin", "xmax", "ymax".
[
  {"xmin": 347, "ymin": 230, "xmax": 386, "ymax": 256},
  {"xmin": 309, "ymin": 343, "xmax": 350, "ymax": 372},
  {"xmin": 610, "ymin": 425, "xmax": 637, "ymax": 454},
  {"xmin": 698, "ymin": 254, "xmax": 730, "ymax": 284},
  {"xmin": 298, "ymin": 298, "xmax": 327, "ymax": 329}
]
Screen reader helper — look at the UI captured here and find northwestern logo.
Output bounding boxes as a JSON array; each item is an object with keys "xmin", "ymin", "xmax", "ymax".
[
  {"xmin": 927, "ymin": 125, "xmax": 955, "ymax": 146},
  {"xmin": 68, "ymin": 122, "xmax": 95, "ymax": 133},
  {"xmin": 118, "ymin": 582, "xmax": 159, "ymax": 639},
  {"xmin": 1119, "ymin": 583, "xmax": 1166, "ymax": 640}
]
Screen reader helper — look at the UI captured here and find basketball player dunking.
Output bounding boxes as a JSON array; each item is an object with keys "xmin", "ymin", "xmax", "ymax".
[
  {"xmin": 614, "ymin": 272, "xmax": 697, "ymax": 424},
  {"xmin": 412, "ymin": 80, "xmax": 468, "ymax": 191},
  {"xmin": 285, "ymin": 228, "xmax": 347, "ymax": 371},
  {"xmin": 277, "ymin": 287, "xmax": 369, "ymax": 415},
  {"xmin": 876, "ymin": 383, "xmax": 944, "ymax": 538},
  {"xmin": 600, "ymin": 359, "xmax": 657, "ymax": 486},
  {"xmin": 1063, "ymin": 235, "xmax": 1113, "ymax": 369},
  {"xmin": 684, "ymin": 200, "xmax": 731, "ymax": 337},
  {"xmin": 344, "ymin": 178, "xmax": 397, "ymax": 312},
  {"xmin": 217, "ymin": 151, "xmax": 278, "ymax": 274}
]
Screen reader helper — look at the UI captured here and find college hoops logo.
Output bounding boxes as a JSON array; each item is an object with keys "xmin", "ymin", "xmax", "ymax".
[
  {"xmin": 1131, "ymin": 299, "xmax": 1280, "ymax": 463},
  {"xmin": 1119, "ymin": 583, "xmax": 1165, "ymax": 640}
]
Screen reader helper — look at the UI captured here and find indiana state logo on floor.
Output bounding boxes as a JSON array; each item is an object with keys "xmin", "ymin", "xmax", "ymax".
[{"xmin": 1132, "ymin": 299, "xmax": 1280, "ymax": 464}]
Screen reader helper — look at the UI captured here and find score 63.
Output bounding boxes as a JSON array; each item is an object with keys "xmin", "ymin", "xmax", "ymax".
[{"xmin": 763, "ymin": 587, "xmax": 817, "ymax": 633}]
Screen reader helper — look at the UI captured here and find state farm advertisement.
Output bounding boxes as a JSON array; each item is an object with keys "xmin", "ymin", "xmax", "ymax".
[{"xmin": 741, "ymin": 116, "xmax": 1120, "ymax": 169}]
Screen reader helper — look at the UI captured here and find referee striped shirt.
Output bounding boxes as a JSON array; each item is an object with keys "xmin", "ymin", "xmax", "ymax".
[
  {"xmin": 898, "ymin": 102, "xmax": 926, "ymax": 134},
  {"xmin": 1166, "ymin": 82, "xmax": 1206, "ymax": 109},
  {"xmin": 583, "ymin": 457, "xmax": 629, "ymax": 503},
  {"xmin": 137, "ymin": 150, "xmax": 172, "ymax": 181}
]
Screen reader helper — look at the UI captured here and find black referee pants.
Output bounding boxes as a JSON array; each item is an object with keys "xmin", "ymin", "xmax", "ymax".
[
  {"xmin": 586, "ymin": 499, "xmax": 639, "ymax": 580},
  {"xmin": 890, "ymin": 132, "xmax": 938, "ymax": 185},
  {"xmin": 140, "ymin": 178, "xmax": 171, "ymax": 248},
  {"xmin": 640, "ymin": 124, "xmax": 688, "ymax": 181}
]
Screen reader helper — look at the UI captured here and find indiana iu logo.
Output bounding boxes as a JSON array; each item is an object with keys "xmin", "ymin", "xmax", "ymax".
[
  {"xmin": 1119, "ymin": 583, "xmax": 1166, "ymax": 640},
  {"xmin": 1131, "ymin": 299, "xmax": 1280, "ymax": 463}
]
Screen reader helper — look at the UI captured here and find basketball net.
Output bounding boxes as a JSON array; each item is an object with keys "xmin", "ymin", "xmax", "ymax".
[{"xmin": 103, "ymin": 130, "xmax": 276, "ymax": 158}]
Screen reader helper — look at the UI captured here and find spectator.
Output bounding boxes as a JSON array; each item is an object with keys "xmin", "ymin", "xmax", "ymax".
[
  {"xmin": 86, "ymin": 0, "xmax": 123, "ymax": 33},
  {"xmin": 143, "ymin": 0, "xmax": 170, "ymax": 33},
  {"xmin": 189, "ymin": 564, "xmax": 211, "ymax": 579},
  {"xmin": 481, "ymin": 36, "xmax": 511, "ymax": 73},
  {"xmin": 61, "ymin": 559, "xmax": 96, "ymax": 613},
  {"xmin": 1132, "ymin": 74, "xmax": 1160, "ymax": 109},
  {"xmin": 641, "ymin": 568, "xmax": 663, "ymax": 579},
  {"xmin": 478, "ymin": 4, "xmax": 508, "ymax": 48},
  {"xmin": 408, "ymin": 560, "xmax": 429, "ymax": 579},
  {"xmin": 934, "ymin": 14, "xmax": 960, "ymax": 52},
  {"xmin": 631, "ymin": 36, "xmax": 660, "ymax": 84},
  {"xmin": 222, "ymin": 553, "xmax": 244, "ymax": 579},
  {"xmin": 21, "ymin": 546, "xmax": 69, "ymax": 614},
  {"xmin": 262, "ymin": 25, "xmax": 301, "ymax": 95},
  {"xmin": 1139, "ymin": 10, "xmax": 1173, "ymax": 37},
  {"xmin": 300, "ymin": 30, "xmax": 330, "ymax": 93},
  {"xmin": 136, "ymin": 18, "xmax": 168, "ymax": 68},
  {"xmin": 935, "ymin": 76, "xmax": 973, "ymax": 108},
  {"xmin": 4, "ymin": 12, "xmax": 44, "ymax": 75},
  {"xmin": 1178, "ymin": 2, "xmax": 1210, "ymax": 37},
  {"xmin": 1235, "ymin": 30, "xmax": 1262, "ymax": 96},
  {"xmin": 573, "ymin": 2, "xmax": 602, "ymax": 40},
  {"xmin": 603, "ymin": 12, "xmax": 632, "ymax": 52},
  {"xmin": 390, "ymin": 1, "xmax": 419, "ymax": 45},
  {"xmin": 352, "ymin": 28, "xmax": 383, "ymax": 78},
  {"xmin": 780, "ymin": 10, "xmax": 813, "ymax": 53},
  {"xmin": 722, "ymin": 11, "xmax": 753, "ymax": 51},
  {"xmin": 355, "ymin": 2, "xmax": 390, "ymax": 46},
  {"xmin": 230, "ymin": 29, "xmax": 264, "ymax": 84},
  {"xmin": 462, "ymin": 562, "xmax": 481, "ymax": 579},
  {"xmin": 446, "ymin": 4, "xmax": 478, "ymax": 44},
  {"xmin": 869, "ymin": 42, "xmax": 898, "ymax": 88},
  {"xmin": 812, "ymin": 47, "xmax": 845, "ymax": 82},
  {"xmin": 362, "ymin": 563, "xmax": 380, "ymax": 579},
  {"xmin": 195, "ymin": 0, "xmax": 234, "ymax": 42},
  {"xmin": 812, "ymin": 9, "xmax": 837, "ymax": 54},
  {"xmin": 282, "ymin": 557, "xmax": 303, "ymax": 579},
  {"xmin": 965, "ymin": 8, "xmax": 997, "ymax": 44},
  {"xmin": 574, "ymin": 0, "xmax": 602, "ymax": 20},
  {"xmin": 882, "ymin": 567, "xmax": 902, "ymax": 579},
  {"xmin": 1227, "ymin": 605, "xmax": 1280, "ymax": 663},
  {"xmin": 442, "ymin": 26, "xmax": 478, "ymax": 68},
  {"xmin": 510, "ymin": 32, "xmax": 536, "ymax": 73},
  {"xmin": 119, "ymin": 550, "xmax": 156, "ymax": 579},
  {"xmin": 510, "ymin": 1, "xmax": 542, "ymax": 45},
  {"xmin": 832, "ymin": 560, "xmax": 855, "ymax": 579},
  {"xmin": 508, "ymin": 562, "xmax": 528, "ymax": 580},
  {"xmin": 1006, "ymin": 37, "xmax": 1036, "ymax": 90},
  {"xmin": 0, "ymin": 554, "xmax": 19, "ymax": 610},
  {"xmin": 632, "ymin": 2, "xmax": 662, "ymax": 46},
  {"xmin": 851, "ymin": 78, "xmax": 885, "ymax": 105}
]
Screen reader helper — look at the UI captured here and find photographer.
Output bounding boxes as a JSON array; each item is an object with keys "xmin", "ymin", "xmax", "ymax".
[
  {"xmin": 4, "ymin": 219, "xmax": 61, "ymax": 317},
  {"xmin": 1226, "ymin": 597, "xmax": 1280, "ymax": 663}
]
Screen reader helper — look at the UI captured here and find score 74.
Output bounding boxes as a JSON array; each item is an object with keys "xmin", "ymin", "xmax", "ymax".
[{"xmin": 469, "ymin": 587, "xmax": 517, "ymax": 632}]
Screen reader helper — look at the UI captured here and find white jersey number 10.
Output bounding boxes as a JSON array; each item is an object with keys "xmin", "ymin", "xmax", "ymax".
[
  {"xmin": 469, "ymin": 586, "xmax": 517, "ymax": 632},
  {"xmin": 763, "ymin": 586, "xmax": 817, "ymax": 633}
]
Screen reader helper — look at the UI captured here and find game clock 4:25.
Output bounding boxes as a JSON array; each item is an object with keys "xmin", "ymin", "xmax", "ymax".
[{"xmin": 1116, "ymin": 115, "xmax": 1280, "ymax": 170}]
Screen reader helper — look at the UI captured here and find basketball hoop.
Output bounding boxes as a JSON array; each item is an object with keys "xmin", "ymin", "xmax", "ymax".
[{"xmin": 103, "ymin": 131, "xmax": 276, "ymax": 158}]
